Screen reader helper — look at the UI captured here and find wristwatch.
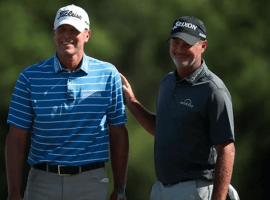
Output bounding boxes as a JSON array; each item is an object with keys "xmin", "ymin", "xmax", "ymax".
[{"xmin": 117, "ymin": 185, "xmax": 126, "ymax": 199}]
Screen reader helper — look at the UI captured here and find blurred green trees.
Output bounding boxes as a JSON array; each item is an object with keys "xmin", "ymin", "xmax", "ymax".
[{"xmin": 1, "ymin": 0, "xmax": 269, "ymax": 199}]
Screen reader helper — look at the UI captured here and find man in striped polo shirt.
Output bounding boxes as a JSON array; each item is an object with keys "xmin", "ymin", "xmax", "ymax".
[{"xmin": 6, "ymin": 4, "xmax": 128, "ymax": 200}]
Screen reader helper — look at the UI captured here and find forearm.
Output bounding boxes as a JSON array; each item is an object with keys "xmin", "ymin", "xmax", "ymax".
[
  {"xmin": 120, "ymin": 74, "xmax": 156, "ymax": 136},
  {"xmin": 127, "ymin": 100, "xmax": 156, "ymax": 136},
  {"xmin": 212, "ymin": 147, "xmax": 235, "ymax": 200},
  {"xmin": 109, "ymin": 126, "xmax": 129, "ymax": 190},
  {"xmin": 5, "ymin": 133, "xmax": 27, "ymax": 197}
]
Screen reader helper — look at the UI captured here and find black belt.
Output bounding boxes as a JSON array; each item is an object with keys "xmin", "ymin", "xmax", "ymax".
[
  {"xmin": 162, "ymin": 178, "xmax": 194, "ymax": 186},
  {"xmin": 32, "ymin": 162, "xmax": 105, "ymax": 176}
]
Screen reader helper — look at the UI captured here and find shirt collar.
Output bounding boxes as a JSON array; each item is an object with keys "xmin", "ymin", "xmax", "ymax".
[
  {"xmin": 53, "ymin": 53, "xmax": 89, "ymax": 74},
  {"xmin": 80, "ymin": 53, "xmax": 89, "ymax": 73},
  {"xmin": 174, "ymin": 60, "xmax": 207, "ymax": 84},
  {"xmin": 53, "ymin": 53, "xmax": 63, "ymax": 73}
]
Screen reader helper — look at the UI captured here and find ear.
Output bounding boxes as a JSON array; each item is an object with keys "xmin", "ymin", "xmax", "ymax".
[
  {"xmin": 201, "ymin": 40, "xmax": 208, "ymax": 54},
  {"xmin": 84, "ymin": 30, "xmax": 91, "ymax": 43}
]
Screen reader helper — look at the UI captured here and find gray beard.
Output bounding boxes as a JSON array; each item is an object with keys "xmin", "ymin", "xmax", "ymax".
[{"xmin": 172, "ymin": 57, "xmax": 189, "ymax": 68}]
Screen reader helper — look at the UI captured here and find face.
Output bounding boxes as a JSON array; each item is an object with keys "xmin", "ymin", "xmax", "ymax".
[
  {"xmin": 53, "ymin": 24, "xmax": 91, "ymax": 57},
  {"xmin": 169, "ymin": 37, "xmax": 207, "ymax": 69}
]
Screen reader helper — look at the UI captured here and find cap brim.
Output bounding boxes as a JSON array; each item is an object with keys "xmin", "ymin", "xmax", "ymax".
[
  {"xmin": 55, "ymin": 19, "xmax": 85, "ymax": 32},
  {"xmin": 166, "ymin": 32, "xmax": 199, "ymax": 45}
]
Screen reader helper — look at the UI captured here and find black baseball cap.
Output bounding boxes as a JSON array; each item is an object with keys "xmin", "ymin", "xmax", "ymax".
[{"xmin": 167, "ymin": 16, "xmax": 207, "ymax": 45}]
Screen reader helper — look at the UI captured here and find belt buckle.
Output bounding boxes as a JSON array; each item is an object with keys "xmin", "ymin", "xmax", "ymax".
[{"xmin": 58, "ymin": 165, "xmax": 70, "ymax": 176}]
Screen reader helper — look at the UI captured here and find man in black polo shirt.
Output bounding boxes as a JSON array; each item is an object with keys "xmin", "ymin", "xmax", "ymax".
[{"xmin": 121, "ymin": 16, "xmax": 239, "ymax": 200}]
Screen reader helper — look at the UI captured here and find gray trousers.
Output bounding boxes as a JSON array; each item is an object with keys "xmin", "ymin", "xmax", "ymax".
[
  {"xmin": 23, "ymin": 167, "xmax": 109, "ymax": 200},
  {"xmin": 150, "ymin": 180, "xmax": 213, "ymax": 200},
  {"xmin": 150, "ymin": 180, "xmax": 240, "ymax": 200}
]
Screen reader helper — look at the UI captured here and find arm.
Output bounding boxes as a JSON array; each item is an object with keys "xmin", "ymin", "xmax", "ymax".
[
  {"xmin": 109, "ymin": 125, "xmax": 129, "ymax": 200},
  {"xmin": 120, "ymin": 74, "xmax": 156, "ymax": 136},
  {"xmin": 212, "ymin": 141, "xmax": 235, "ymax": 200},
  {"xmin": 6, "ymin": 125, "xmax": 29, "ymax": 200}
]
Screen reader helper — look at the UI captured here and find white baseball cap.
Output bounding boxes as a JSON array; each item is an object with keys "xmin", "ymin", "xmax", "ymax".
[{"xmin": 54, "ymin": 4, "xmax": 90, "ymax": 32}]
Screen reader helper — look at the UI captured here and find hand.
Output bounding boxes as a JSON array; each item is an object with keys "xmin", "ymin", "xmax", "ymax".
[
  {"xmin": 117, "ymin": 185, "xmax": 126, "ymax": 200},
  {"xmin": 110, "ymin": 189, "xmax": 127, "ymax": 200},
  {"xmin": 7, "ymin": 193, "xmax": 23, "ymax": 200},
  {"xmin": 120, "ymin": 73, "xmax": 136, "ymax": 106}
]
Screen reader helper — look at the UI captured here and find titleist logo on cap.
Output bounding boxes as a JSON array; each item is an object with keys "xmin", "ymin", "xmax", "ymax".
[
  {"xmin": 57, "ymin": 10, "xmax": 82, "ymax": 20},
  {"xmin": 54, "ymin": 4, "xmax": 90, "ymax": 32}
]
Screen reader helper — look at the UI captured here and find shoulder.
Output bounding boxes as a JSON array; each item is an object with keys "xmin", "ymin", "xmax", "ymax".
[
  {"xmin": 160, "ymin": 71, "xmax": 175, "ymax": 85},
  {"xmin": 202, "ymin": 67, "xmax": 232, "ymax": 100},
  {"xmin": 22, "ymin": 56, "xmax": 54, "ymax": 75},
  {"xmin": 18, "ymin": 56, "xmax": 54, "ymax": 82},
  {"xmin": 85, "ymin": 55, "xmax": 118, "ymax": 74}
]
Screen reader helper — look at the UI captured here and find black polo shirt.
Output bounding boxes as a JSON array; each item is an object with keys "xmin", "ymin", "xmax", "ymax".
[{"xmin": 154, "ymin": 60, "xmax": 234, "ymax": 184}]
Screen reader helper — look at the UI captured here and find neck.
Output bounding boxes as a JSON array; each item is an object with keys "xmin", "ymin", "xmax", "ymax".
[{"xmin": 57, "ymin": 52, "xmax": 84, "ymax": 72}]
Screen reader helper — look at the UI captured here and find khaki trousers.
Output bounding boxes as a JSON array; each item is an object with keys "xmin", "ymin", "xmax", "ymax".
[{"xmin": 23, "ymin": 167, "xmax": 109, "ymax": 200}]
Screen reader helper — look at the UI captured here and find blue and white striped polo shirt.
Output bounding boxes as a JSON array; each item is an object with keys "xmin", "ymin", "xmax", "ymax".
[{"xmin": 7, "ymin": 53, "xmax": 127, "ymax": 166}]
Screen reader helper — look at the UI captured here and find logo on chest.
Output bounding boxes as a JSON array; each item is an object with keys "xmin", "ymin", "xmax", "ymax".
[
  {"xmin": 180, "ymin": 99, "xmax": 194, "ymax": 108},
  {"xmin": 82, "ymin": 92, "xmax": 102, "ymax": 97}
]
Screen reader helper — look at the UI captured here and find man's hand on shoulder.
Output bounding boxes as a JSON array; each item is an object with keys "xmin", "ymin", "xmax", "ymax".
[
  {"xmin": 120, "ymin": 73, "xmax": 137, "ymax": 107},
  {"xmin": 120, "ymin": 73, "xmax": 156, "ymax": 136}
]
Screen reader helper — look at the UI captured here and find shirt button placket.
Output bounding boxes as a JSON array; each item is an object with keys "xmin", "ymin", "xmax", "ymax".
[{"xmin": 67, "ymin": 76, "xmax": 75, "ymax": 101}]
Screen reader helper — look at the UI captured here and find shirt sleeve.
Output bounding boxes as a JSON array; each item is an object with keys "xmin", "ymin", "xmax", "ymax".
[
  {"xmin": 207, "ymin": 88, "xmax": 235, "ymax": 146},
  {"xmin": 107, "ymin": 70, "xmax": 127, "ymax": 126},
  {"xmin": 7, "ymin": 71, "xmax": 34, "ymax": 130}
]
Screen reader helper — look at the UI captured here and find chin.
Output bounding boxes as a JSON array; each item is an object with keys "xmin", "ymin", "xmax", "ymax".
[
  {"xmin": 179, "ymin": 61, "xmax": 189, "ymax": 68},
  {"xmin": 174, "ymin": 60, "xmax": 189, "ymax": 68},
  {"xmin": 62, "ymin": 49, "xmax": 76, "ymax": 56}
]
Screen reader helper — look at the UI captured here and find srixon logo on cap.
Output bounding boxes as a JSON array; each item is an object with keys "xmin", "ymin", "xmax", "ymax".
[
  {"xmin": 57, "ymin": 10, "xmax": 82, "ymax": 20},
  {"xmin": 173, "ymin": 21, "xmax": 197, "ymax": 31}
]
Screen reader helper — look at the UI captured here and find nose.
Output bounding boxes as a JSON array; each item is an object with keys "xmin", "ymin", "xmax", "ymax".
[{"xmin": 62, "ymin": 30, "xmax": 72, "ymax": 37}]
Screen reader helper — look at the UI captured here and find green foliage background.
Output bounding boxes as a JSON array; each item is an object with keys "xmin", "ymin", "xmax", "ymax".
[{"xmin": 1, "ymin": 0, "xmax": 269, "ymax": 199}]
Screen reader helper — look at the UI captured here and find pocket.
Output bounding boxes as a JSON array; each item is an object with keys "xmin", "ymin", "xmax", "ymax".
[
  {"xmin": 89, "ymin": 167, "xmax": 109, "ymax": 183},
  {"xmin": 150, "ymin": 181, "xmax": 160, "ymax": 200},
  {"xmin": 27, "ymin": 168, "xmax": 42, "ymax": 182},
  {"xmin": 195, "ymin": 180, "xmax": 213, "ymax": 200}
]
